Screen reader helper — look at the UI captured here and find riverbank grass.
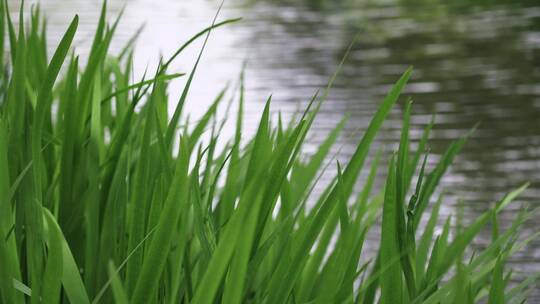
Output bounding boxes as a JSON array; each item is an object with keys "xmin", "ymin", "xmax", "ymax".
[{"xmin": 0, "ymin": 2, "xmax": 537, "ymax": 304}]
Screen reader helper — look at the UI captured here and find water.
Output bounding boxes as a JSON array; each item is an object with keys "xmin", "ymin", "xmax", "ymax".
[{"xmin": 9, "ymin": 0, "xmax": 540, "ymax": 298}]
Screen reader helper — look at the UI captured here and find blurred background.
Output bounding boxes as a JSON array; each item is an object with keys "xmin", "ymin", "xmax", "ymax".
[{"xmin": 8, "ymin": 0, "xmax": 540, "ymax": 298}]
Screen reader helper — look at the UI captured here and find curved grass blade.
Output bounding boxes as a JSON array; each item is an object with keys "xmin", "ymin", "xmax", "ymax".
[{"xmin": 42, "ymin": 209, "xmax": 90, "ymax": 304}]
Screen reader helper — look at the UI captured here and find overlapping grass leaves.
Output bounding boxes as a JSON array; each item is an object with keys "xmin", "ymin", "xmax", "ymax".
[{"xmin": 0, "ymin": 2, "xmax": 537, "ymax": 303}]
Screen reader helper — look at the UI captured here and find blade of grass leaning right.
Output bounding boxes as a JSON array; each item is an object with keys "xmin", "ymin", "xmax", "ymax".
[
  {"xmin": 42, "ymin": 209, "xmax": 90, "ymax": 304},
  {"xmin": 415, "ymin": 185, "xmax": 530, "ymax": 304},
  {"xmin": 42, "ymin": 207, "xmax": 64, "ymax": 304},
  {"xmin": 191, "ymin": 99, "xmax": 272, "ymax": 304},
  {"xmin": 107, "ymin": 262, "xmax": 128, "ymax": 304},
  {"xmin": 164, "ymin": 3, "xmax": 230, "ymax": 149},
  {"xmin": 436, "ymin": 184, "xmax": 528, "ymax": 278},
  {"xmin": 289, "ymin": 115, "xmax": 348, "ymax": 204},
  {"xmin": 411, "ymin": 128, "xmax": 474, "ymax": 233},
  {"xmin": 263, "ymin": 67, "xmax": 412, "ymax": 304},
  {"xmin": 130, "ymin": 136, "xmax": 191, "ymax": 304}
]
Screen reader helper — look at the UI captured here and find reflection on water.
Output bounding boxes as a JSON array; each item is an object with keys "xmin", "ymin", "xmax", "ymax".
[{"xmin": 10, "ymin": 0, "xmax": 540, "ymax": 297}]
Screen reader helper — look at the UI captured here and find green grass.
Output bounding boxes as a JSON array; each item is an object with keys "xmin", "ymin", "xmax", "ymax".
[{"xmin": 0, "ymin": 1, "xmax": 538, "ymax": 303}]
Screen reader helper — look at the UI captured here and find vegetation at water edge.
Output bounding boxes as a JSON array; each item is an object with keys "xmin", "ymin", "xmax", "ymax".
[{"xmin": 0, "ymin": 2, "xmax": 537, "ymax": 303}]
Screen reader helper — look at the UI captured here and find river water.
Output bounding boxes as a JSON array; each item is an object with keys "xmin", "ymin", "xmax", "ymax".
[{"xmin": 9, "ymin": 0, "xmax": 540, "ymax": 299}]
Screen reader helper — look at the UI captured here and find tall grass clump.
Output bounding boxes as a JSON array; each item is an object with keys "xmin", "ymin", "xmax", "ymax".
[{"xmin": 0, "ymin": 1, "xmax": 537, "ymax": 303}]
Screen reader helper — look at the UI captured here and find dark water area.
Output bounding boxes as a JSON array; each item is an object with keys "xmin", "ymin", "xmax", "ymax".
[{"xmin": 9, "ymin": 0, "xmax": 540, "ymax": 299}]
